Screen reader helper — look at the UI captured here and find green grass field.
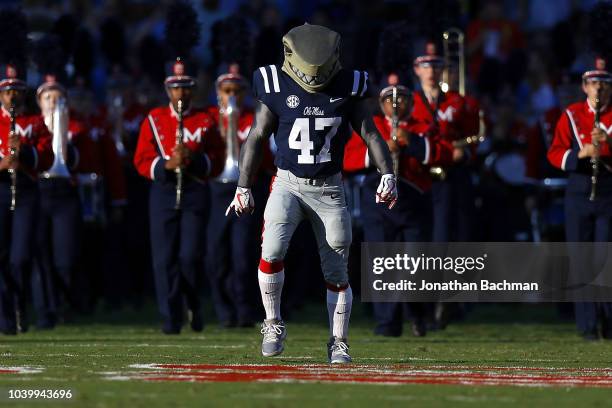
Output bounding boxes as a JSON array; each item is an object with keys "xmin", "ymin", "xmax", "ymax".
[{"xmin": 2, "ymin": 303, "xmax": 612, "ymax": 407}]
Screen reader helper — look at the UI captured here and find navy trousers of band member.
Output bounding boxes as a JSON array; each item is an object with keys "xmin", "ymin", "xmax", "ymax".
[
  {"xmin": 207, "ymin": 180, "xmax": 262, "ymax": 325},
  {"xmin": 431, "ymin": 164, "xmax": 474, "ymax": 242},
  {"xmin": 149, "ymin": 181, "xmax": 209, "ymax": 332},
  {"xmin": 361, "ymin": 172, "xmax": 432, "ymax": 336},
  {"xmin": 564, "ymin": 175, "xmax": 612, "ymax": 335},
  {"xmin": 31, "ymin": 178, "xmax": 81, "ymax": 329},
  {"xmin": 0, "ymin": 179, "xmax": 38, "ymax": 333}
]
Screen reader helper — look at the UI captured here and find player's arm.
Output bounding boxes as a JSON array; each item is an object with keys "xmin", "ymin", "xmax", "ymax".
[
  {"xmin": 226, "ymin": 100, "xmax": 278, "ymax": 216},
  {"xmin": 350, "ymin": 98, "xmax": 397, "ymax": 208}
]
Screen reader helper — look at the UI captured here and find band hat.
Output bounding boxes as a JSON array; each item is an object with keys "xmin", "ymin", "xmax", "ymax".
[
  {"xmin": 164, "ymin": 57, "xmax": 196, "ymax": 88},
  {"xmin": 583, "ymin": 57, "xmax": 612, "ymax": 82},
  {"xmin": 414, "ymin": 41, "xmax": 444, "ymax": 67},
  {"xmin": 0, "ymin": 64, "xmax": 27, "ymax": 91},
  {"xmin": 215, "ymin": 63, "xmax": 247, "ymax": 89},
  {"xmin": 36, "ymin": 74, "xmax": 66, "ymax": 97},
  {"xmin": 379, "ymin": 73, "xmax": 410, "ymax": 99}
]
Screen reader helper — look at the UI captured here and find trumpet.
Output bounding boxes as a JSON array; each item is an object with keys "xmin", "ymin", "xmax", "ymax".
[
  {"xmin": 174, "ymin": 99, "xmax": 184, "ymax": 210},
  {"xmin": 8, "ymin": 103, "xmax": 17, "ymax": 211},
  {"xmin": 216, "ymin": 95, "xmax": 240, "ymax": 183},
  {"xmin": 589, "ymin": 90, "xmax": 602, "ymax": 202},
  {"xmin": 390, "ymin": 86, "xmax": 400, "ymax": 177},
  {"xmin": 43, "ymin": 97, "xmax": 71, "ymax": 179}
]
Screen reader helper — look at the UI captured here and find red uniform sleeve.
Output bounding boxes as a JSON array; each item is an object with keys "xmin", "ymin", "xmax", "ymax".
[
  {"xmin": 202, "ymin": 126, "xmax": 225, "ymax": 178},
  {"xmin": 134, "ymin": 115, "xmax": 163, "ymax": 181},
  {"xmin": 99, "ymin": 130, "xmax": 127, "ymax": 204},
  {"xmin": 547, "ymin": 112, "xmax": 578, "ymax": 171},
  {"xmin": 404, "ymin": 122, "xmax": 455, "ymax": 166},
  {"xmin": 21, "ymin": 120, "xmax": 53, "ymax": 173},
  {"xmin": 343, "ymin": 131, "xmax": 369, "ymax": 173}
]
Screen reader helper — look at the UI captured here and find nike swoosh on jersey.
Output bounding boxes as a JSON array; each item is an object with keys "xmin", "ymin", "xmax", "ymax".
[{"xmin": 329, "ymin": 97, "xmax": 343, "ymax": 103}]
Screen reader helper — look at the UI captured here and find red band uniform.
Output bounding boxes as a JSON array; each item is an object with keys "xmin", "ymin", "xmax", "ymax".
[{"xmin": 133, "ymin": 58, "xmax": 224, "ymax": 334}]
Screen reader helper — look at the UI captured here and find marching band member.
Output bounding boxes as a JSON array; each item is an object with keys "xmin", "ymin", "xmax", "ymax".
[
  {"xmin": 344, "ymin": 73, "xmax": 454, "ymax": 337},
  {"xmin": 205, "ymin": 63, "xmax": 274, "ymax": 328},
  {"xmin": 0, "ymin": 9, "xmax": 53, "ymax": 334},
  {"xmin": 411, "ymin": 41, "xmax": 474, "ymax": 243},
  {"xmin": 30, "ymin": 36, "xmax": 94, "ymax": 329},
  {"xmin": 547, "ymin": 57, "xmax": 612, "ymax": 340},
  {"xmin": 134, "ymin": 1, "xmax": 224, "ymax": 334}
]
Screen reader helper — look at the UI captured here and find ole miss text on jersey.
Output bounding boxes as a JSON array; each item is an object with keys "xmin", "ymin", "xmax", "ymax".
[{"xmin": 253, "ymin": 64, "xmax": 370, "ymax": 178}]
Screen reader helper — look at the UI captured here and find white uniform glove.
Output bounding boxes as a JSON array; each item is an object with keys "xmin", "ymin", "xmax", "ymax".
[
  {"xmin": 225, "ymin": 186, "xmax": 255, "ymax": 217},
  {"xmin": 376, "ymin": 173, "xmax": 398, "ymax": 209}
]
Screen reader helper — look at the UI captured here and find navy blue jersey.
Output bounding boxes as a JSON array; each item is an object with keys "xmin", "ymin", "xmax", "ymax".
[{"xmin": 253, "ymin": 64, "xmax": 370, "ymax": 178}]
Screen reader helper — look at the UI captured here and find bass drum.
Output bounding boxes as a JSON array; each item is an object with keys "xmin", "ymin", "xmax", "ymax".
[
  {"xmin": 485, "ymin": 151, "xmax": 527, "ymax": 186},
  {"xmin": 77, "ymin": 173, "xmax": 106, "ymax": 225}
]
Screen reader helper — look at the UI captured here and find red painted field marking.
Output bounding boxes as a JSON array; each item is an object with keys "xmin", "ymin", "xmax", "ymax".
[{"xmin": 102, "ymin": 364, "xmax": 612, "ymax": 388}]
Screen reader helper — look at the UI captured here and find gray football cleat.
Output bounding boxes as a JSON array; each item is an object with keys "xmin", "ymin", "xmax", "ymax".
[
  {"xmin": 327, "ymin": 337, "xmax": 352, "ymax": 364},
  {"xmin": 260, "ymin": 319, "xmax": 287, "ymax": 357}
]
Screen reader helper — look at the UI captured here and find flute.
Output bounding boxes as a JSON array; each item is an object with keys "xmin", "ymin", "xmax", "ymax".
[
  {"xmin": 390, "ymin": 86, "xmax": 400, "ymax": 177},
  {"xmin": 174, "ymin": 99, "xmax": 184, "ymax": 210},
  {"xmin": 8, "ymin": 103, "xmax": 16, "ymax": 211},
  {"xmin": 589, "ymin": 90, "xmax": 602, "ymax": 202}
]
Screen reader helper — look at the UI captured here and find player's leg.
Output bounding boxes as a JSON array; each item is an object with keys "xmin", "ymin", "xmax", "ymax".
[
  {"xmin": 259, "ymin": 174, "xmax": 304, "ymax": 356},
  {"xmin": 302, "ymin": 176, "xmax": 353, "ymax": 363}
]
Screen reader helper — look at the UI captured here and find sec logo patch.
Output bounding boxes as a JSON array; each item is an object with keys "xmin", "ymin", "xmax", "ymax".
[{"xmin": 286, "ymin": 95, "xmax": 300, "ymax": 108}]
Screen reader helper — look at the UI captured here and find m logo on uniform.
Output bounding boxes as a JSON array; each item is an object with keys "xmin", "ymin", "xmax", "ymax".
[
  {"xmin": 183, "ymin": 127, "xmax": 202, "ymax": 143},
  {"xmin": 16, "ymin": 124, "xmax": 32, "ymax": 138},
  {"xmin": 437, "ymin": 106, "xmax": 456, "ymax": 122}
]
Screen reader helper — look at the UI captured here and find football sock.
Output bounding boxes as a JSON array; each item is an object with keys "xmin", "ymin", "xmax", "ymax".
[
  {"xmin": 327, "ymin": 285, "xmax": 352, "ymax": 340},
  {"xmin": 258, "ymin": 259, "xmax": 284, "ymax": 321}
]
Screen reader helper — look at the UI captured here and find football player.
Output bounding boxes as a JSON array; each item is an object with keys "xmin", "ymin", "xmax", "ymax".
[{"xmin": 226, "ymin": 24, "xmax": 397, "ymax": 363}]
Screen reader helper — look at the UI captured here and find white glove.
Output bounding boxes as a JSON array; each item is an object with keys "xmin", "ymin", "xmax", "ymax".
[
  {"xmin": 225, "ymin": 186, "xmax": 255, "ymax": 217},
  {"xmin": 376, "ymin": 174, "xmax": 398, "ymax": 209}
]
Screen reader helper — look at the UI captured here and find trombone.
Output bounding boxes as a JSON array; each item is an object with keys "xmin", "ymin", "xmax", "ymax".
[
  {"xmin": 431, "ymin": 28, "xmax": 485, "ymax": 181},
  {"xmin": 440, "ymin": 28, "xmax": 465, "ymax": 96}
]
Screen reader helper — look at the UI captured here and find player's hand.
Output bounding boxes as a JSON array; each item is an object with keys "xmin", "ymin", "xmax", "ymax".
[
  {"xmin": 376, "ymin": 173, "xmax": 398, "ymax": 209},
  {"xmin": 578, "ymin": 144, "xmax": 599, "ymax": 159},
  {"xmin": 225, "ymin": 186, "xmax": 255, "ymax": 217}
]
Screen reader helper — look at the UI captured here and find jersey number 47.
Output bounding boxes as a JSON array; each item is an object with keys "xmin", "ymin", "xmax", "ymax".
[{"xmin": 289, "ymin": 117, "xmax": 341, "ymax": 164}]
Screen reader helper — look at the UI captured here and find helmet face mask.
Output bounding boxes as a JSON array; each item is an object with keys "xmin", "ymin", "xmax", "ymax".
[{"xmin": 281, "ymin": 24, "xmax": 342, "ymax": 93}]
